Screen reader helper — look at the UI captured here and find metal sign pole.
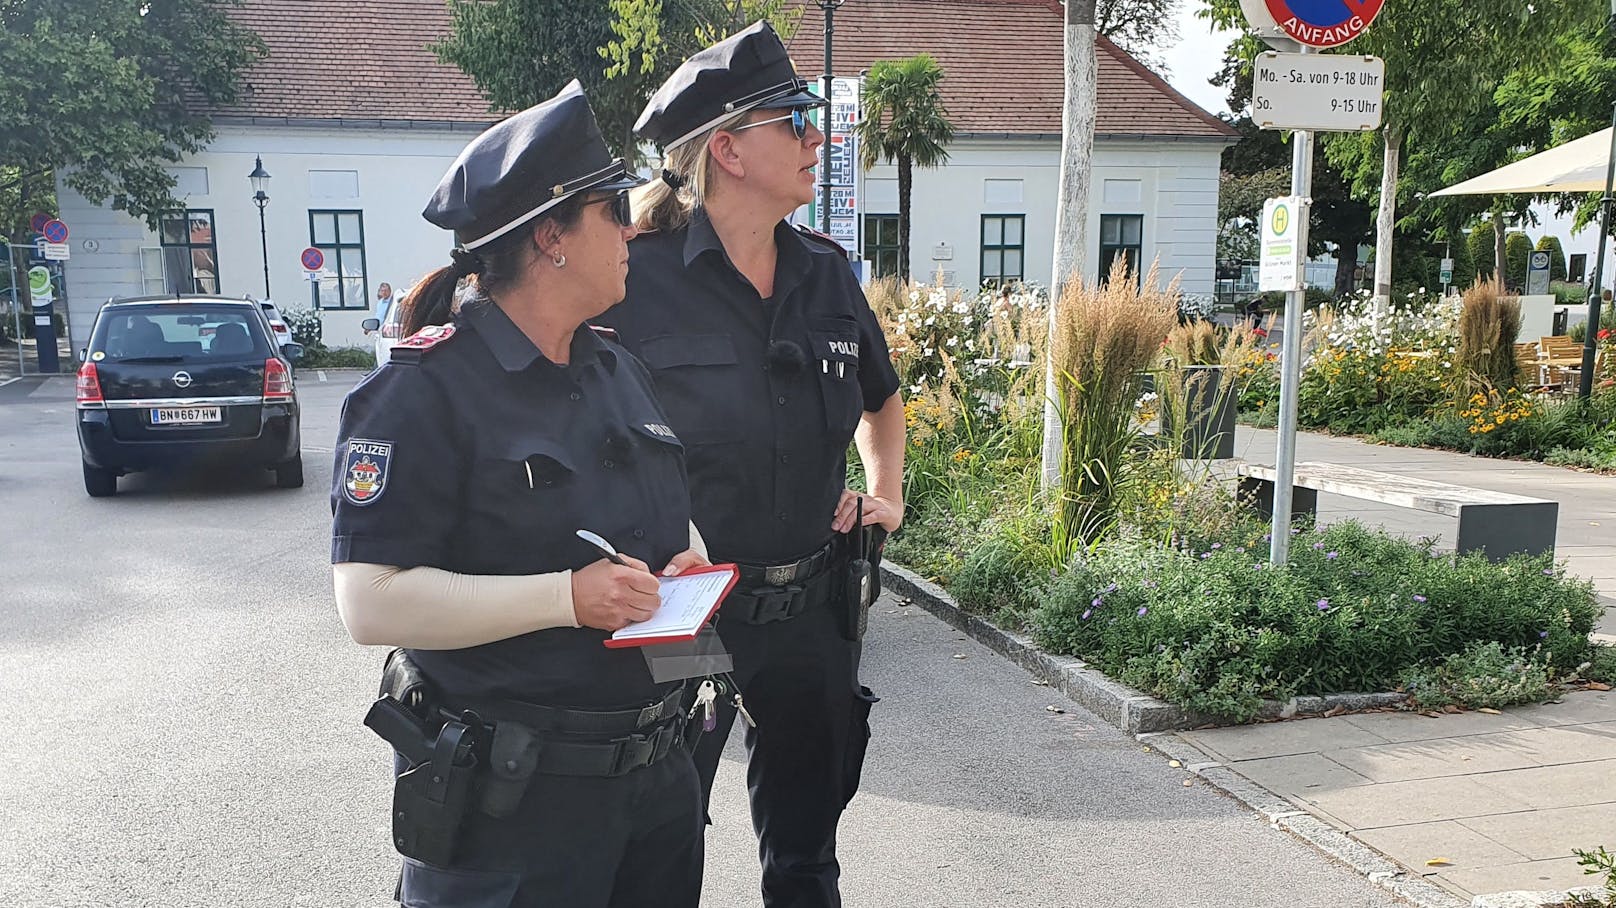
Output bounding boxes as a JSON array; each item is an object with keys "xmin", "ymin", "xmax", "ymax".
[{"xmin": 1269, "ymin": 47, "xmax": 1315, "ymax": 566}]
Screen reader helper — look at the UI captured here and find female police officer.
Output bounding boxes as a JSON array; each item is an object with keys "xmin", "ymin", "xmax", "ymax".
[
  {"xmin": 593, "ymin": 22, "xmax": 906, "ymax": 908},
  {"xmin": 331, "ymin": 82, "xmax": 711, "ymax": 908}
]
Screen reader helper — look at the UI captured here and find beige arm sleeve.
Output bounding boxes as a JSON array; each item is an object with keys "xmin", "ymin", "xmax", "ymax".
[
  {"xmin": 333, "ymin": 562, "xmax": 578, "ymax": 650},
  {"xmin": 688, "ymin": 521, "xmax": 708, "ymax": 560}
]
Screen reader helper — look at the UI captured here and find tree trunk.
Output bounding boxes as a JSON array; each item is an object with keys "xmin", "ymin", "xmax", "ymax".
[
  {"xmin": 1372, "ymin": 125, "xmax": 1402, "ymax": 306},
  {"xmin": 1493, "ymin": 211, "xmax": 1507, "ymax": 286},
  {"xmin": 898, "ymin": 153, "xmax": 912, "ymax": 283},
  {"xmin": 1334, "ymin": 246, "xmax": 1357, "ymax": 297},
  {"xmin": 1040, "ymin": 0, "xmax": 1097, "ymax": 491}
]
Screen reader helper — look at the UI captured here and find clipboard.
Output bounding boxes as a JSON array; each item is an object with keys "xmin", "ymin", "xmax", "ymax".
[{"xmin": 603, "ymin": 563, "xmax": 739, "ymax": 649}]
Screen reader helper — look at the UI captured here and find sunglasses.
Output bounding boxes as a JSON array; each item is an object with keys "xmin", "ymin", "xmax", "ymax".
[
  {"xmin": 582, "ymin": 190, "xmax": 633, "ymax": 227},
  {"xmin": 731, "ymin": 107, "xmax": 812, "ymax": 141}
]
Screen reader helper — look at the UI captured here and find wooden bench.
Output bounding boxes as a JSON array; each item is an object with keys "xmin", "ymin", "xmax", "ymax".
[{"xmin": 1236, "ymin": 461, "xmax": 1558, "ymax": 561}]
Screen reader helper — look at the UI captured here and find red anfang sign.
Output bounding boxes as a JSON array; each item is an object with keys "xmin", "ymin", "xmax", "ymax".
[{"xmin": 1264, "ymin": 0, "xmax": 1384, "ymax": 48}]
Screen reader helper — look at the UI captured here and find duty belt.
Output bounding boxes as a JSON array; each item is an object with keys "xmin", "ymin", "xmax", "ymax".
[
  {"xmin": 724, "ymin": 539, "xmax": 841, "ymax": 625},
  {"xmin": 443, "ymin": 685, "xmax": 690, "ymax": 779}
]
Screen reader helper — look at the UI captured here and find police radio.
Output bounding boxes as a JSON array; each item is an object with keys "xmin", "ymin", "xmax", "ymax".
[{"xmin": 844, "ymin": 497, "xmax": 873, "ymax": 642}]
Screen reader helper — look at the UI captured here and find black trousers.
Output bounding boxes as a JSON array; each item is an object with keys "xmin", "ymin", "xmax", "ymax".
[
  {"xmin": 394, "ymin": 746, "xmax": 704, "ymax": 908},
  {"xmin": 692, "ymin": 585, "xmax": 877, "ymax": 908}
]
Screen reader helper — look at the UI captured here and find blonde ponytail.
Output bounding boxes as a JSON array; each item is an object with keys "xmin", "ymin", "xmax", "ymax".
[{"xmin": 631, "ymin": 110, "xmax": 752, "ymax": 232}]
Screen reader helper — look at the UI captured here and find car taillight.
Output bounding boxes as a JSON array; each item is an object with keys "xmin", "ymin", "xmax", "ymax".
[
  {"xmin": 272, "ymin": 321, "xmax": 289, "ymax": 335},
  {"xmin": 76, "ymin": 363, "xmax": 104, "ymax": 405},
  {"xmin": 263, "ymin": 357, "xmax": 293, "ymax": 401}
]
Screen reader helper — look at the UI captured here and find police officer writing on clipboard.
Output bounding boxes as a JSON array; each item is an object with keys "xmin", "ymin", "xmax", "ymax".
[
  {"xmin": 595, "ymin": 22, "xmax": 906, "ymax": 908},
  {"xmin": 331, "ymin": 82, "xmax": 713, "ymax": 907}
]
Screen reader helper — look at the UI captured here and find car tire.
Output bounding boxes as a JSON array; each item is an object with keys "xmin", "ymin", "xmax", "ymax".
[
  {"xmin": 83, "ymin": 463, "xmax": 117, "ymax": 497},
  {"xmin": 275, "ymin": 454, "xmax": 304, "ymax": 489}
]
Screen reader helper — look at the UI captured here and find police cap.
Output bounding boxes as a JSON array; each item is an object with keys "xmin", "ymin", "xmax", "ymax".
[
  {"xmin": 424, "ymin": 80, "xmax": 645, "ymax": 252},
  {"xmin": 635, "ymin": 21, "xmax": 826, "ymax": 151}
]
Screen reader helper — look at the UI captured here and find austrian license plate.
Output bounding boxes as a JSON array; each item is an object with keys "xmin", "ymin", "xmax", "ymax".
[{"xmin": 151, "ymin": 406, "xmax": 222, "ymax": 425}]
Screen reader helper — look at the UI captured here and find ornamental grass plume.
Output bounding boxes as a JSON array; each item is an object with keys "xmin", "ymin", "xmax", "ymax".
[
  {"xmin": 1455, "ymin": 277, "xmax": 1522, "ymax": 398},
  {"xmin": 1050, "ymin": 257, "xmax": 1180, "ymax": 549}
]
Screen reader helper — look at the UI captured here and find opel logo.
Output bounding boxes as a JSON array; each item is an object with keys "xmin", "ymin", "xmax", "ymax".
[{"xmin": 172, "ymin": 371, "xmax": 193, "ymax": 388}]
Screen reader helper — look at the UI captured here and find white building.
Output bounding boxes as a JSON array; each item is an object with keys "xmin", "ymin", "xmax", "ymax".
[
  {"xmin": 785, "ymin": 0, "xmax": 1238, "ymax": 292},
  {"xmin": 57, "ymin": 0, "xmax": 1234, "ymax": 352}
]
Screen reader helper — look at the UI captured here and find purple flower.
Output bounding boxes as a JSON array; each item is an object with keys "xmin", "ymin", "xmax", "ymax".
[
  {"xmin": 1263, "ymin": 534, "xmax": 1272, "ymax": 543},
  {"xmin": 1316, "ymin": 598, "xmax": 1330, "ymax": 611},
  {"xmin": 1326, "ymin": 551, "xmax": 1339, "ymax": 560},
  {"xmin": 1201, "ymin": 552, "xmax": 1212, "ymax": 560},
  {"xmin": 1081, "ymin": 609, "xmax": 1092, "ymax": 620},
  {"xmin": 1105, "ymin": 582, "xmax": 1119, "ymax": 593},
  {"xmin": 1211, "ymin": 542, "xmax": 1223, "ymax": 550},
  {"xmin": 1291, "ymin": 528, "xmax": 1301, "ymax": 535},
  {"xmin": 1235, "ymin": 547, "xmax": 1246, "ymax": 554},
  {"xmin": 1312, "ymin": 542, "xmax": 1326, "ymax": 550},
  {"xmin": 1137, "ymin": 607, "xmax": 1148, "ymax": 617},
  {"xmin": 1539, "ymin": 630, "xmax": 1549, "ymax": 638},
  {"xmin": 1252, "ymin": 562, "xmax": 1264, "ymax": 570},
  {"xmin": 1542, "ymin": 569, "xmax": 1555, "ymax": 576},
  {"xmin": 1092, "ymin": 597, "xmax": 1103, "ymax": 607},
  {"xmin": 1412, "ymin": 594, "xmax": 1427, "ymax": 603}
]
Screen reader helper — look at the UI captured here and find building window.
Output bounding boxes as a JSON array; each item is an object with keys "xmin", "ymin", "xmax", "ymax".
[
  {"xmin": 158, "ymin": 210, "xmax": 220, "ymax": 295},
  {"xmin": 1099, "ymin": 214, "xmax": 1144, "ymax": 283},
  {"xmin": 863, "ymin": 214, "xmax": 900, "ymax": 279},
  {"xmin": 309, "ymin": 210, "xmax": 368, "ymax": 310},
  {"xmin": 981, "ymin": 214, "xmax": 1025, "ymax": 288}
]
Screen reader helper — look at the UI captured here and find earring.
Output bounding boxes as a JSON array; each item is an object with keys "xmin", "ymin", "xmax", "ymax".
[{"xmin": 552, "ymin": 253, "xmax": 566, "ymax": 268}]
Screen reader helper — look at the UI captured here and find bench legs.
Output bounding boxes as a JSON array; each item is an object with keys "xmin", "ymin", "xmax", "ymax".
[
  {"xmin": 1455, "ymin": 502, "xmax": 1559, "ymax": 560},
  {"xmin": 1238, "ymin": 477, "xmax": 1317, "ymax": 527}
]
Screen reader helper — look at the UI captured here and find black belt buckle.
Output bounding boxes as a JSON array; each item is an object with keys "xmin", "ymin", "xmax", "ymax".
[
  {"xmin": 763, "ymin": 562, "xmax": 799, "ymax": 586},
  {"xmin": 747, "ymin": 584, "xmax": 804, "ymax": 623},
  {"xmin": 636, "ymin": 696, "xmax": 669, "ymax": 728}
]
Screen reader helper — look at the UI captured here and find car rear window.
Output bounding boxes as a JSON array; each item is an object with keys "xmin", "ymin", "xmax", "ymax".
[{"xmin": 90, "ymin": 305, "xmax": 272, "ymax": 363}]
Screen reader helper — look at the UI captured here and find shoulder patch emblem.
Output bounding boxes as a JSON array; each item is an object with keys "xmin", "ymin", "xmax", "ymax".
[
  {"xmin": 342, "ymin": 439, "xmax": 393, "ymax": 506},
  {"xmin": 795, "ymin": 224, "xmax": 849, "ymax": 258},
  {"xmin": 390, "ymin": 323, "xmax": 458, "ymax": 362}
]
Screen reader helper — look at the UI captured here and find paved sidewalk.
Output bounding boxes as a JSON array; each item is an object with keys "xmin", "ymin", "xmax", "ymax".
[{"xmin": 1187, "ymin": 428, "xmax": 1616, "ymax": 903}]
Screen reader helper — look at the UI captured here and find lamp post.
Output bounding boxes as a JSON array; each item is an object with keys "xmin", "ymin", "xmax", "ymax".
[
  {"xmin": 248, "ymin": 155, "xmax": 272, "ymax": 299},
  {"xmin": 814, "ymin": 0, "xmax": 847, "ymax": 237}
]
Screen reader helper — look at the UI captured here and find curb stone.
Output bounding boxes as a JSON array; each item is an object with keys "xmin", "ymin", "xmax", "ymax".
[{"xmin": 1471, "ymin": 890, "xmax": 1604, "ymax": 908}]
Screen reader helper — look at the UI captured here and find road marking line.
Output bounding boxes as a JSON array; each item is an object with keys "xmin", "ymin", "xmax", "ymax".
[
  {"xmin": 0, "ymin": 376, "xmax": 21, "ymax": 387},
  {"xmin": 318, "ymin": 370, "xmax": 328, "ymax": 382}
]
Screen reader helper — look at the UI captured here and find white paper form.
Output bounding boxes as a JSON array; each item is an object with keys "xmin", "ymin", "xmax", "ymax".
[{"xmin": 608, "ymin": 566, "xmax": 737, "ymax": 644}]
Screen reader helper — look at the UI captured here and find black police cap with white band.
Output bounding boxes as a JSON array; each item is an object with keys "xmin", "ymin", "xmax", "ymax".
[
  {"xmin": 634, "ymin": 20, "xmax": 827, "ymax": 151},
  {"xmin": 424, "ymin": 80, "xmax": 646, "ymax": 252}
]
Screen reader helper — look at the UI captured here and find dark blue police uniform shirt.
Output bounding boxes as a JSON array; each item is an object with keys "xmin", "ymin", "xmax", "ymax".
[
  {"xmin": 330, "ymin": 300, "xmax": 691, "ymax": 710},
  {"xmin": 595, "ymin": 211, "xmax": 900, "ymax": 565}
]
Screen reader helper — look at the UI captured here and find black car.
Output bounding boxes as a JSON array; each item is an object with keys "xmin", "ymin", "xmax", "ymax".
[{"xmin": 75, "ymin": 296, "xmax": 305, "ymax": 497}]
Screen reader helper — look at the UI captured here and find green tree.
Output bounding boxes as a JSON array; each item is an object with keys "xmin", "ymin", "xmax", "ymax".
[
  {"xmin": 856, "ymin": 54, "xmax": 955, "ymax": 283},
  {"xmin": 1467, "ymin": 221, "xmax": 1496, "ymax": 282},
  {"xmin": 0, "ymin": 0, "xmax": 264, "ymax": 237},
  {"xmin": 1504, "ymin": 232, "xmax": 1533, "ymax": 291},
  {"xmin": 437, "ymin": 0, "xmax": 797, "ymax": 160},
  {"xmin": 1095, "ymin": 0, "xmax": 1180, "ymax": 70},
  {"xmin": 1447, "ymin": 229, "xmax": 1475, "ymax": 291},
  {"xmin": 1536, "ymin": 235, "xmax": 1568, "ymax": 283},
  {"xmin": 1201, "ymin": 0, "xmax": 1601, "ymax": 302}
]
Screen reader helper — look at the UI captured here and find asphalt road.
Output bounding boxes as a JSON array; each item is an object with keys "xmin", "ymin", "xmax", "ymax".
[{"xmin": 0, "ymin": 372, "xmax": 1404, "ymax": 907}]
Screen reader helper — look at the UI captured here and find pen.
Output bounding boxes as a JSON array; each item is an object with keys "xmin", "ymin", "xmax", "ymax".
[{"xmin": 575, "ymin": 529, "xmax": 628, "ymax": 566}]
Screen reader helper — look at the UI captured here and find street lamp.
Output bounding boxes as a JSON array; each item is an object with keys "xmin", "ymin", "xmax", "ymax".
[
  {"xmin": 814, "ymin": 0, "xmax": 848, "ymax": 237},
  {"xmin": 248, "ymin": 155, "xmax": 272, "ymax": 299}
]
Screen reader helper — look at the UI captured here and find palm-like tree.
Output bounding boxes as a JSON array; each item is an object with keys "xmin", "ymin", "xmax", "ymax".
[{"xmin": 856, "ymin": 54, "xmax": 954, "ymax": 282}]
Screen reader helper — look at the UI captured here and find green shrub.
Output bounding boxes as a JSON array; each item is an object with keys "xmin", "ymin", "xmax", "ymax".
[
  {"xmin": 951, "ymin": 531, "xmax": 1047, "ymax": 622},
  {"xmin": 1504, "ymin": 232, "xmax": 1534, "ymax": 290},
  {"xmin": 1027, "ymin": 521, "xmax": 1599, "ymax": 722},
  {"xmin": 1468, "ymin": 222, "xmax": 1497, "ymax": 281},
  {"xmin": 282, "ymin": 307, "xmax": 325, "ymax": 349},
  {"xmin": 1399, "ymin": 641, "xmax": 1554, "ymax": 710},
  {"xmin": 1367, "ymin": 419, "xmax": 1437, "ymax": 448},
  {"xmin": 300, "ymin": 346, "xmax": 375, "ymax": 369},
  {"xmin": 1584, "ymin": 645, "xmax": 1616, "ymax": 685}
]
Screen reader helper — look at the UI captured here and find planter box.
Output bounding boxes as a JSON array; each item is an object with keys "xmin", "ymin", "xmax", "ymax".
[{"xmin": 1163, "ymin": 365, "xmax": 1236, "ymax": 460}]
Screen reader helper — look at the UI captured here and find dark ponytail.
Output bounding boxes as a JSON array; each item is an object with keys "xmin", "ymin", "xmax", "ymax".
[{"xmin": 401, "ymin": 195, "xmax": 591, "ymax": 338}]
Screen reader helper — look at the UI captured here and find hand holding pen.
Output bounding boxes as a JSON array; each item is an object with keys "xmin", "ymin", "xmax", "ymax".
[{"xmin": 571, "ymin": 529, "xmax": 660, "ymax": 631}]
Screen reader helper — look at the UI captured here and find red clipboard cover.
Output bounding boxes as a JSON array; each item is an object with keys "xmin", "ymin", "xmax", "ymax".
[{"xmin": 602, "ymin": 562, "xmax": 739, "ymax": 648}]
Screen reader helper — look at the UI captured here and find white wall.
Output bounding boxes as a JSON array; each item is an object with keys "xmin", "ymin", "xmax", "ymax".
[
  {"xmin": 57, "ymin": 123, "xmax": 484, "ymax": 351},
  {"xmin": 859, "ymin": 136, "xmax": 1227, "ymax": 296}
]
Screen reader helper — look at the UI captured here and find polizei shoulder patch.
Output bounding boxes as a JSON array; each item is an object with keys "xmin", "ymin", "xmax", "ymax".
[
  {"xmin": 389, "ymin": 323, "xmax": 458, "ymax": 363},
  {"xmin": 341, "ymin": 439, "xmax": 393, "ymax": 506}
]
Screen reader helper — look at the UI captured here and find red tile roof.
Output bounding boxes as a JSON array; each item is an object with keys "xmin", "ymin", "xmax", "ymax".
[
  {"xmin": 207, "ymin": 0, "xmax": 1233, "ymax": 140},
  {"xmin": 206, "ymin": 0, "xmax": 493, "ymax": 126},
  {"xmin": 784, "ymin": 0, "xmax": 1236, "ymax": 139}
]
